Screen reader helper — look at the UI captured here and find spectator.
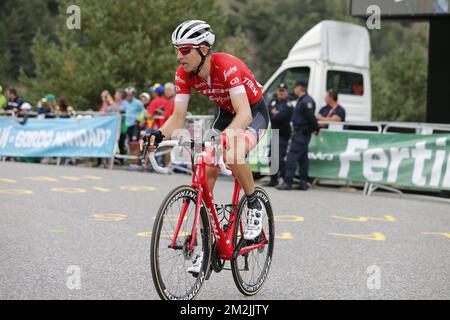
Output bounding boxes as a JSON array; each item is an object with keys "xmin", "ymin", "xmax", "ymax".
[
  {"xmin": 45, "ymin": 94, "xmax": 57, "ymax": 111},
  {"xmin": 97, "ymin": 89, "xmax": 127, "ymax": 167},
  {"xmin": 100, "ymin": 90, "xmax": 126, "ymax": 115},
  {"xmin": 163, "ymin": 82, "xmax": 176, "ymax": 124},
  {"xmin": 316, "ymin": 90, "xmax": 346, "ymax": 123},
  {"xmin": 0, "ymin": 85, "xmax": 7, "ymax": 111},
  {"xmin": 147, "ymin": 83, "xmax": 168, "ymax": 130},
  {"xmin": 124, "ymin": 87, "xmax": 145, "ymax": 168},
  {"xmin": 55, "ymin": 96, "xmax": 74, "ymax": 118},
  {"xmin": 37, "ymin": 98, "xmax": 52, "ymax": 116},
  {"xmin": 277, "ymin": 81, "xmax": 320, "ymax": 191},
  {"xmin": 19, "ymin": 102, "xmax": 33, "ymax": 117},
  {"xmin": 140, "ymin": 92, "xmax": 151, "ymax": 109},
  {"xmin": 138, "ymin": 92, "xmax": 152, "ymax": 129},
  {"xmin": 158, "ymin": 82, "xmax": 177, "ymax": 168},
  {"xmin": 136, "ymin": 92, "xmax": 148, "ymax": 140},
  {"xmin": 108, "ymin": 88, "xmax": 128, "ymax": 166},
  {"xmin": 6, "ymin": 88, "xmax": 24, "ymax": 113},
  {"xmin": 99, "ymin": 90, "xmax": 113, "ymax": 113},
  {"xmin": 352, "ymin": 81, "xmax": 364, "ymax": 96},
  {"xmin": 36, "ymin": 94, "xmax": 57, "ymax": 118},
  {"xmin": 264, "ymin": 83, "xmax": 293, "ymax": 187}
]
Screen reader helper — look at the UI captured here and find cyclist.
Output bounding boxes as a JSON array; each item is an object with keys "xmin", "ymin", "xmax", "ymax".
[{"xmin": 144, "ymin": 20, "xmax": 270, "ymax": 273}]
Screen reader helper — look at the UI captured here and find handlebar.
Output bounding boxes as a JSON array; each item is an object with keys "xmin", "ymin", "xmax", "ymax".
[{"xmin": 146, "ymin": 140, "xmax": 232, "ymax": 176}]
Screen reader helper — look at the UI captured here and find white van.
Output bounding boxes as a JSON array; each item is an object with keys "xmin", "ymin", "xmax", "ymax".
[{"xmin": 262, "ymin": 20, "xmax": 372, "ymax": 122}]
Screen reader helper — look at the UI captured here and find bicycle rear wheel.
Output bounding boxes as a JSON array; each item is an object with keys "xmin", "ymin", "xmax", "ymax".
[
  {"xmin": 231, "ymin": 187, "xmax": 274, "ymax": 296},
  {"xmin": 150, "ymin": 185, "xmax": 211, "ymax": 300}
]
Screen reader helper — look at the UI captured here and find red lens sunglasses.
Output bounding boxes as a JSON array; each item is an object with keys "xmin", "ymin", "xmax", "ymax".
[{"xmin": 175, "ymin": 45, "xmax": 201, "ymax": 56}]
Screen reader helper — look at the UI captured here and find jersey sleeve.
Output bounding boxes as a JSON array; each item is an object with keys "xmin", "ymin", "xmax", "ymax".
[{"xmin": 174, "ymin": 66, "xmax": 191, "ymax": 95}]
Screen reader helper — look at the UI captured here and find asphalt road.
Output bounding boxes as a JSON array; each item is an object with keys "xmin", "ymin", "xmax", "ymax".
[{"xmin": 1, "ymin": 161, "xmax": 449, "ymax": 300}]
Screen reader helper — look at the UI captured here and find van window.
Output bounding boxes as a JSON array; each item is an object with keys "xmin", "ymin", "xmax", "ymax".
[
  {"xmin": 263, "ymin": 67, "xmax": 310, "ymax": 102},
  {"xmin": 327, "ymin": 71, "xmax": 364, "ymax": 96}
]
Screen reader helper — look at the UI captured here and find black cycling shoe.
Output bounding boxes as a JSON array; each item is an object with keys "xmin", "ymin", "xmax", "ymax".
[
  {"xmin": 294, "ymin": 180, "xmax": 309, "ymax": 191},
  {"xmin": 263, "ymin": 180, "xmax": 278, "ymax": 187},
  {"xmin": 276, "ymin": 182, "xmax": 292, "ymax": 190}
]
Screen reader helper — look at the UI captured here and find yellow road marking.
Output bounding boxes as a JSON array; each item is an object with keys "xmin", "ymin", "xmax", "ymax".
[
  {"xmin": 276, "ymin": 232, "xmax": 294, "ymax": 240},
  {"xmin": 60, "ymin": 176, "xmax": 80, "ymax": 181},
  {"xmin": 119, "ymin": 185, "xmax": 156, "ymax": 192},
  {"xmin": 51, "ymin": 187, "xmax": 86, "ymax": 193},
  {"xmin": 275, "ymin": 215, "xmax": 304, "ymax": 222},
  {"xmin": 91, "ymin": 186, "xmax": 111, "ymax": 192},
  {"xmin": 137, "ymin": 231, "xmax": 152, "ymax": 238},
  {"xmin": 0, "ymin": 189, "xmax": 34, "ymax": 195},
  {"xmin": 422, "ymin": 232, "xmax": 450, "ymax": 239},
  {"xmin": 331, "ymin": 215, "xmax": 396, "ymax": 222},
  {"xmin": 81, "ymin": 175, "xmax": 103, "ymax": 180},
  {"xmin": 25, "ymin": 176, "xmax": 58, "ymax": 182},
  {"xmin": 0, "ymin": 178, "xmax": 16, "ymax": 184},
  {"xmin": 48, "ymin": 228, "xmax": 66, "ymax": 233},
  {"xmin": 329, "ymin": 232, "xmax": 386, "ymax": 241},
  {"xmin": 92, "ymin": 214, "xmax": 128, "ymax": 222}
]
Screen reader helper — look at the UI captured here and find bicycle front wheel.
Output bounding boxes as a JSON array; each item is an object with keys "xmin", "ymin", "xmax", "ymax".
[
  {"xmin": 150, "ymin": 185, "xmax": 211, "ymax": 300},
  {"xmin": 231, "ymin": 186, "xmax": 275, "ymax": 296}
]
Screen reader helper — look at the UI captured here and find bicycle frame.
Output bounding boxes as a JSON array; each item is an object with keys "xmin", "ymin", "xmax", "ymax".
[{"xmin": 168, "ymin": 146, "xmax": 268, "ymax": 261}]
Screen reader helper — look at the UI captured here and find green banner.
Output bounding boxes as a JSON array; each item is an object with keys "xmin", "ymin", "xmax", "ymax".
[{"xmin": 309, "ymin": 131, "xmax": 450, "ymax": 191}]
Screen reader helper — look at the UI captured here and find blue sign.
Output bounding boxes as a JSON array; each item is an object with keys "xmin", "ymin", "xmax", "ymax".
[{"xmin": 0, "ymin": 115, "xmax": 119, "ymax": 158}]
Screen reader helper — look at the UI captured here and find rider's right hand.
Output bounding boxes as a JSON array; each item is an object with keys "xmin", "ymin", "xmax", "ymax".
[{"xmin": 141, "ymin": 129, "xmax": 165, "ymax": 153}]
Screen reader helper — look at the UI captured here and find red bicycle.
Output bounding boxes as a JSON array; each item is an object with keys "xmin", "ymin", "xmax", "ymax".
[{"xmin": 143, "ymin": 138, "xmax": 274, "ymax": 300}]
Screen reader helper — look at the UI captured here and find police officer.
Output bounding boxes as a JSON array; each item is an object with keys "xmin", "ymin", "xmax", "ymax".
[
  {"xmin": 264, "ymin": 83, "xmax": 293, "ymax": 187},
  {"xmin": 277, "ymin": 81, "xmax": 319, "ymax": 191}
]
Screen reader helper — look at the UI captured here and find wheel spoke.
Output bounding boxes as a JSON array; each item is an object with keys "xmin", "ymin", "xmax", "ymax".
[
  {"xmin": 152, "ymin": 188, "xmax": 207, "ymax": 300},
  {"xmin": 232, "ymin": 192, "xmax": 273, "ymax": 294}
]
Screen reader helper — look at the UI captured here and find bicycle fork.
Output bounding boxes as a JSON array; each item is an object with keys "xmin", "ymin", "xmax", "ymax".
[{"xmin": 168, "ymin": 188, "xmax": 203, "ymax": 251}]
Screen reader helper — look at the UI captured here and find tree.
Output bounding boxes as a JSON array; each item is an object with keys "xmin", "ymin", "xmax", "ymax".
[
  {"xmin": 22, "ymin": 0, "xmax": 249, "ymax": 113},
  {"xmin": 371, "ymin": 23, "xmax": 428, "ymax": 122},
  {"xmin": 0, "ymin": 0, "xmax": 58, "ymax": 82},
  {"xmin": 8, "ymin": 0, "xmax": 431, "ymax": 121}
]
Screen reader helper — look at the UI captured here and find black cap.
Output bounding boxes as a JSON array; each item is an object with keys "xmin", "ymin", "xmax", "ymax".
[
  {"xmin": 278, "ymin": 83, "xmax": 288, "ymax": 90},
  {"xmin": 295, "ymin": 80, "xmax": 307, "ymax": 88}
]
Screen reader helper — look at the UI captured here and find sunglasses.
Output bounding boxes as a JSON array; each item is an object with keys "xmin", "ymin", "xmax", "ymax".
[{"xmin": 175, "ymin": 45, "xmax": 201, "ymax": 56}]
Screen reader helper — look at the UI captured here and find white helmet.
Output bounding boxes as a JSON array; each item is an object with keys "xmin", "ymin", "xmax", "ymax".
[{"xmin": 172, "ymin": 20, "xmax": 215, "ymax": 47}]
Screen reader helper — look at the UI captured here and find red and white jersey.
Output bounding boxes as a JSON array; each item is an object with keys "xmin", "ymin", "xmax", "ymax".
[{"xmin": 174, "ymin": 53, "xmax": 263, "ymax": 114}]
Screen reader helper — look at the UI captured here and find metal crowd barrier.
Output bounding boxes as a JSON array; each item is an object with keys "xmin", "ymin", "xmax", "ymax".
[
  {"xmin": 3, "ymin": 109, "xmax": 450, "ymax": 198},
  {"xmin": 315, "ymin": 121, "xmax": 450, "ymax": 197},
  {"xmin": 0, "ymin": 110, "xmax": 214, "ymax": 171},
  {"xmin": 112, "ymin": 113, "xmax": 214, "ymax": 172}
]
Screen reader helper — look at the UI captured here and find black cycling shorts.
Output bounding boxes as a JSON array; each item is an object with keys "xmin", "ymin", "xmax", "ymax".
[{"xmin": 211, "ymin": 97, "xmax": 270, "ymax": 143}]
